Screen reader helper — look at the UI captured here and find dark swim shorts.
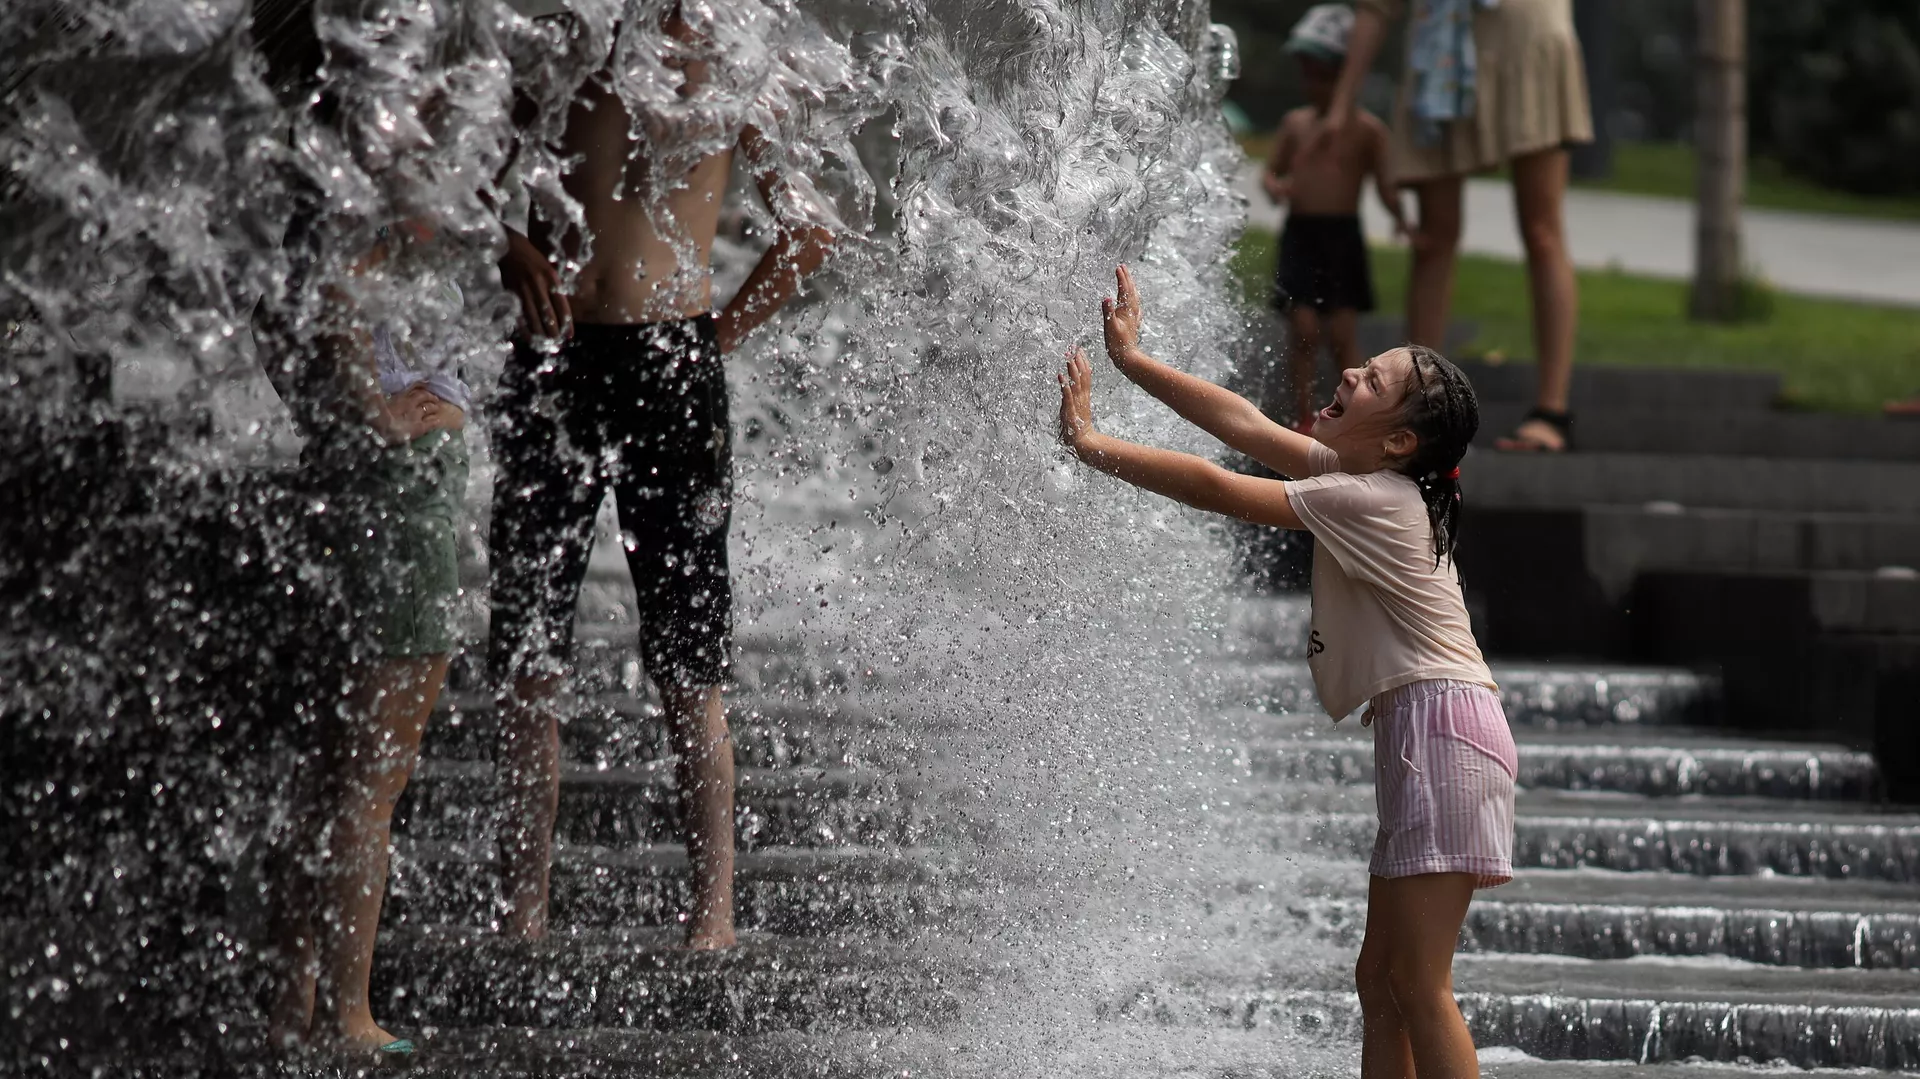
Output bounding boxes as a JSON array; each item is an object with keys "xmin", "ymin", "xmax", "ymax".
[
  {"xmin": 1273, "ymin": 212, "xmax": 1376, "ymax": 314},
  {"xmin": 487, "ymin": 315, "xmax": 732, "ymax": 688}
]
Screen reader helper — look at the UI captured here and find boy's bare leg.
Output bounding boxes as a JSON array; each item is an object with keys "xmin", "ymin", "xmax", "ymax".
[
  {"xmin": 498, "ymin": 674, "xmax": 564, "ymax": 940},
  {"xmin": 1502, "ymin": 147, "xmax": 1577, "ymax": 451},
  {"xmin": 1286, "ymin": 304, "xmax": 1324, "ymax": 430},
  {"xmin": 662, "ymin": 683, "xmax": 735, "ymax": 948},
  {"xmin": 1406, "ymin": 177, "xmax": 1464, "ymax": 350},
  {"xmin": 309, "ymin": 655, "xmax": 446, "ymax": 1051},
  {"xmin": 1325, "ymin": 308, "xmax": 1363, "ymax": 374}
]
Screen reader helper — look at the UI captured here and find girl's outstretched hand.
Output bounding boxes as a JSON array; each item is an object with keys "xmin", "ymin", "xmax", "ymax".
[
  {"xmin": 1058, "ymin": 347, "xmax": 1098, "ymax": 454},
  {"xmin": 1102, "ymin": 264, "xmax": 1145, "ymax": 366}
]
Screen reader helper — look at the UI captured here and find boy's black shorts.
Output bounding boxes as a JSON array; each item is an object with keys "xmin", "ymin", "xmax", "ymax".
[
  {"xmin": 1273, "ymin": 212, "xmax": 1375, "ymax": 315},
  {"xmin": 488, "ymin": 316, "xmax": 732, "ymax": 689}
]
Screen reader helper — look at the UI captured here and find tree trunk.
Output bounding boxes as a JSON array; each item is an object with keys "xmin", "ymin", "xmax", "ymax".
[{"xmin": 1690, "ymin": 0, "xmax": 1746, "ymax": 321}]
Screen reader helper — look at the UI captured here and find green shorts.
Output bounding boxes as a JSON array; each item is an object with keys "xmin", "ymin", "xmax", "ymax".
[{"xmin": 353, "ymin": 428, "xmax": 470, "ymax": 658}]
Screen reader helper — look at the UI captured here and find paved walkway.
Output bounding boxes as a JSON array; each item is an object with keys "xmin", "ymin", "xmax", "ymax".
[{"xmin": 1237, "ymin": 166, "xmax": 1920, "ymax": 308}]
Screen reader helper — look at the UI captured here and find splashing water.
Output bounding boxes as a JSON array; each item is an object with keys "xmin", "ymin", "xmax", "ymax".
[{"xmin": 2, "ymin": 1, "xmax": 1362, "ymax": 1073}]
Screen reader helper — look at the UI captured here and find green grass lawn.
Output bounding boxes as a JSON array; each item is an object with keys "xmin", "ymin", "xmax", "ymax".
[
  {"xmin": 1230, "ymin": 228, "xmax": 1920, "ymax": 413},
  {"xmin": 1236, "ymin": 134, "xmax": 1920, "ymax": 222},
  {"xmin": 1573, "ymin": 141, "xmax": 1920, "ymax": 223}
]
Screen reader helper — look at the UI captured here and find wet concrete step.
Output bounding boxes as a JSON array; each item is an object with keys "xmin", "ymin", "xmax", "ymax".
[
  {"xmin": 1244, "ymin": 787, "xmax": 1920, "ymax": 880},
  {"xmin": 420, "ymin": 691, "xmax": 925, "ymax": 772},
  {"xmin": 1255, "ymin": 729, "xmax": 1879, "ymax": 800},
  {"xmin": 1210, "ymin": 659, "xmax": 1719, "ymax": 727},
  {"xmin": 1479, "ymin": 504, "xmax": 1920, "ymax": 597},
  {"xmin": 1291, "ymin": 869, "xmax": 1920, "ymax": 969},
  {"xmin": 1478, "ymin": 401, "xmax": 1920, "ymax": 462},
  {"xmin": 383, "ymin": 842, "xmax": 976, "ymax": 937},
  {"xmin": 1105, "ymin": 956, "xmax": 1920, "ymax": 1069},
  {"xmin": 370, "ymin": 927, "xmax": 966, "ymax": 1033},
  {"xmin": 1460, "ymin": 450, "xmax": 1920, "ymax": 516},
  {"xmin": 396, "ymin": 760, "xmax": 937, "ymax": 850},
  {"xmin": 1454, "ymin": 360, "xmax": 1784, "ymax": 415}
]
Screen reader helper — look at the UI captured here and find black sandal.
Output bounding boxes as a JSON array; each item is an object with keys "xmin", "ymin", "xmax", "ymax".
[{"xmin": 1496, "ymin": 406, "xmax": 1573, "ymax": 452}]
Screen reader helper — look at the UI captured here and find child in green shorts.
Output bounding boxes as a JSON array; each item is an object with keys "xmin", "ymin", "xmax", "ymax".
[{"xmin": 267, "ymin": 244, "xmax": 470, "ymax": 1061}]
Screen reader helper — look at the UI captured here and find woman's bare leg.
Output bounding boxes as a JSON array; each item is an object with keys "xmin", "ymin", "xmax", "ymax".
[
  {"xmin": 498, "ymin": 674, "xmax": 564, "ymax": 940},
  {"xmin": 1406, "ymin": 177, "xmax": 1465, "ymax": 349},
  {"xmin": 308, "ymin": 655, "xmax": 446, "ymax": 1050},
  {"xmin": 1500, "ymin": 147, "xmax": 1578, "ymax": 451},
  {"xmin": 1287, "ymin": 305, "xmax": 1325, "ymax": 429},
  {"xmin": 1373, "ymin": 872, "xmax": 1481, "ymax": 1079},
  {"xmin": 662, "ymin": 683, "xmax": 735, "ymax": 949}
]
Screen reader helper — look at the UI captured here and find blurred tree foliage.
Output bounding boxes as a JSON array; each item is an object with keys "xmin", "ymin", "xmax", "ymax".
[{"xmin": 1216, "ymin": 0, "xmax": 1920, "ymax": 197}]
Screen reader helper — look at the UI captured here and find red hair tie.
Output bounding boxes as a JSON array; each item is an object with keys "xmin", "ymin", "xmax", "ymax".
[{"xmin": 1446, "ymin": 466, "xmax": 1460, "ymax": 480}]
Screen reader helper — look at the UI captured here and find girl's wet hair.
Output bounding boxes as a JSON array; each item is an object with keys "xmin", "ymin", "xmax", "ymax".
[{"xmin": 1395, "ymin": 344, "xmax": 1479, "ymax": 568}]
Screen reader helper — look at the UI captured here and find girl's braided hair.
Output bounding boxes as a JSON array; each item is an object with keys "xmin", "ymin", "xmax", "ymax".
[{"xmin": 1395, "ymin": 345, "xmax": 1479, "ymax": 568}]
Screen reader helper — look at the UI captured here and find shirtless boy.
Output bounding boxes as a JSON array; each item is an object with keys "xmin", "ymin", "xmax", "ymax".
[
  {"xmin": 491, "ymin": 5, "xmax": 835, "ymax": 949},
  {"xmin": 1260, "ymin": 3, "xmax": 1415, "ymax": 431}
]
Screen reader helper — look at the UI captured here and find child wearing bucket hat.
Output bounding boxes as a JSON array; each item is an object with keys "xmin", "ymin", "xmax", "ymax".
[{"xmin": 1260, "ymin": 3, "xmax": 1419, "ymax": 433}]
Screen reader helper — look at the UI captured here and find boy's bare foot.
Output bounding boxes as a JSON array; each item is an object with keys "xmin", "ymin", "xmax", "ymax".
[
  {"xmin": 500, "ymin": 902, "xmax": 549, "ymax": 942},
  {"xmin": 684, "ymin": 918, "xmax": 737, "ymax": 950}
]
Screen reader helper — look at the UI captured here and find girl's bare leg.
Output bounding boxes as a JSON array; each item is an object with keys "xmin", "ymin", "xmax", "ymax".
[
  {"xmin": 1286, "ymin": 304, "xmax": 1324, "ymax": 429},
  {"xmin": 499, "ymin": 674, "xmax": 564, "ymax": 940},
  {"xmin": 1501, "ymin": 147, "xmax": 1577, "ymax": 451},
  {"xmin": 308, "ymin": 655, "xmax": 446, "ymax": 1050},
  {"xmin": 1364, "ymin": 872, "xmax": 1482, "ymax": 1079},
  {"xmin": 1355, "ymin": 875, "xmax": 1417, "ymax": 1079},
  {"xmin": 264, "ymin": 804, "xmax": 321, "ymax": 1050},
  {"xmin": 663, "ymin": 684, "xmax": 736, "ymax": 949},
  {"xmin": 1406, "ymin": 177, "xmax": 1465, "ymax": 350}
]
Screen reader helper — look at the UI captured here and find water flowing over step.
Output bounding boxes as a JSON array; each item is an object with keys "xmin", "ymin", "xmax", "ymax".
[
  {"xmin": 1099, "ymin": 957, "xmax": 1920, "ymax": 1070},
  {"xmin": 1288, "ymin": 870, "xmax": 1920, "ymax": 969}
]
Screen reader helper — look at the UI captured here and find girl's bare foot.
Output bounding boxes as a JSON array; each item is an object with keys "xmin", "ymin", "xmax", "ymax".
[{"xmin": 312, "ymin": 1019, "xmax": 412, "ymax": 1056}]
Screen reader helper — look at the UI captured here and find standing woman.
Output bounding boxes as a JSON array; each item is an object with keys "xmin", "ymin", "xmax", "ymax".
[{"xmin": 1320, "ymin": 0, "xmax": 1592, "ymax": 452}]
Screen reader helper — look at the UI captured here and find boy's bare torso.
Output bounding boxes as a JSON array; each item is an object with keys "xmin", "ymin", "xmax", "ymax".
[
  {"xmin": 1275, "ymin": 105, "xmax": 1386, "ymax": 215},
  {"xmin": 534, "ymin": 50, "xmax": 736, "ymax": 325}
]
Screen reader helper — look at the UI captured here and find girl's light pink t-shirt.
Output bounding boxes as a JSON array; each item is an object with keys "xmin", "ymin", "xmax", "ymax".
[{"xmin": 1285, "ymin": 441, "xmax": 1496, "ymax": 720}]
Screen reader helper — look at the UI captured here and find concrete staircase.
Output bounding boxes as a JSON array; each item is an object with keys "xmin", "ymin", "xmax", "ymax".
[
  {"xmin": 363, "ymin": 582, "xmax": 982, "ymax": 1071},
  {"xmin": 1447, "ymin": 360, "xmax": 1920, "ymax": 802},
  {"xmin": 1097, "ymin": 593, "xmax": 1920, "ymax": 1073}
]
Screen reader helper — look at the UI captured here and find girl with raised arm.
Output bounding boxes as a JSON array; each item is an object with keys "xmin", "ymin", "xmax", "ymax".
[{"xmin": 1059, "ymin": 266, "xmax": 1517, "ymax": 1079}]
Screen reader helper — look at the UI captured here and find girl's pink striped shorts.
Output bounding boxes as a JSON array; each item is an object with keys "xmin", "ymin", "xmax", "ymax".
[{"xmin": 1368, "ymin": 679, "xmax": 1518, "ymax": 888}]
